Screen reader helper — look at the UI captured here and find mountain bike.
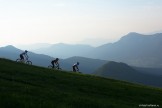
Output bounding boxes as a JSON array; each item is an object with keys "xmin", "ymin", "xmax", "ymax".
[
  {"xmin": 48, "ymin": 64, "xmax": 62, "ymax": 70},
  {"xmin": 16, "ymin": 57, "xmax": 32, "ymax": 65}
]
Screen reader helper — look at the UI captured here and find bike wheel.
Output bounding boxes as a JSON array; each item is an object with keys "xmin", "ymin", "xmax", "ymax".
[{"xmin": 26, "ymin": 61, "xmax": 32, "ymax": 65}]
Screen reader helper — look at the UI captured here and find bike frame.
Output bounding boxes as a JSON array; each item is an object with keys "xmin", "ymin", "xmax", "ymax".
[
  {"xmin": 48, "ymin": 64, "xmax": 61, "ymax": 70},
  {"xmin": 16, "ymin": 57, "xmax": 32, "ymax": 65}
]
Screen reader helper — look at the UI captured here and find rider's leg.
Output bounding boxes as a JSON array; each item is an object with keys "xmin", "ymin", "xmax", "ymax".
[
  {"xmin": 51, "ymin": 61, "xmax": 54, "ymax": 68},
  {"xmin": 73, "ymin": 66, "xmax": 76, "ymax": 72},
  {"xmin": 20, "ymin": 54, "xmax": 25, "ymax": 63}
]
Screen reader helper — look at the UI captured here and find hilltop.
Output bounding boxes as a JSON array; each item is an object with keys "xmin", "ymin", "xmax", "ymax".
[
  {"xmin": 0, "ymin": 58, "xmax": 162, "ymax": 108},
  {"xmin": 89, "ymin": 32, "xmax": 162, "ymax": 68},
  {"xmin": 93, "ymin": 61, "xmax": 162, "ymax": 87}
]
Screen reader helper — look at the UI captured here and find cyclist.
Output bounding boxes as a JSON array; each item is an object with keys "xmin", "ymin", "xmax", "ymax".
[
  {"xmin": 72, "ymin": 62, "xmax": 79, "ymax": 72},
  {"xmin": 51, "ymin": 58, "xmax": 59, "ymax": 69},
  {"xmin": 20, "ymin": 50, "xmax": 28, "ymax": 62}
]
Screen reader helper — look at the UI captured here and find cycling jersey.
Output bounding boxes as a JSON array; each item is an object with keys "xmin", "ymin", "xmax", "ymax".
[
  {"xmin": 73, "ymin": 63, "xmax": 79, "ymax": 72},
  {"xmin": 20, "ymin": 52, "xmax": 28, "ymax": 58},
  {"xmin": 51, "ymin": 59, "xmax": 59, "ymax": 68}
]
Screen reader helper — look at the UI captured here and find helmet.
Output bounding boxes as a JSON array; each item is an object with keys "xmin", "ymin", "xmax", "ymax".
[
  {"xmin": 77, "ymin": 62, "xmax": 79, "ymax": 65},
  {"xmin": 25, "ymin": 50, "xmax": 28, "ymax": 53},
  {"xmin": 56, "ymin": 58, "xmax": 59, "ymax": 60}
]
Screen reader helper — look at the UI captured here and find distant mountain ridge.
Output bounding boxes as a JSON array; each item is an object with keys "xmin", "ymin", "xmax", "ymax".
[
  {"xmin": 88, "ymin": 32, "xmax": 162, "ymax": 68},
  {"xmin": 26, "ymin": 32, "xmax": 162, "ymax": 68},
  {"xmin": 93, "ymin": 61, "xmax": 162, "ymax": 88},
  {"xmin": 33, "ymin": 43, "xmax": 94, "ymax": 59}
]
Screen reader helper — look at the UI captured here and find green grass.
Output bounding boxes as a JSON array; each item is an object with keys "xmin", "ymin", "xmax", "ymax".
[{"xmin": 0, "ymin": 58, "xmax": 162, "ymax": 108}]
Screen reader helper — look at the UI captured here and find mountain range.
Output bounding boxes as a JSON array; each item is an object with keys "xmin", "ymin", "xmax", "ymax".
[
  {"xmin": 23, "ymin": 32, "xmax": 162, "ymax": 68},
  {"xmin": 89, "ymin": 32, "xmax": 162, "ymax": 68},
  {"xmin": 33, "ymin": 43, "xmax": 93, "ymax": 59}
]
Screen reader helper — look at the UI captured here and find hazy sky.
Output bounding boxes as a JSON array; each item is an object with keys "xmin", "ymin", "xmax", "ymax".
[{"xmin": 1, "ymin": 0, "xmax": 162, "ymax": 46}]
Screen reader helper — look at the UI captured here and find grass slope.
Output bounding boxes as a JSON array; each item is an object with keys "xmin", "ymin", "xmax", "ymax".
[{"xmin": 0, "ymin": 58, "xmax": 162, "ymax": 108}]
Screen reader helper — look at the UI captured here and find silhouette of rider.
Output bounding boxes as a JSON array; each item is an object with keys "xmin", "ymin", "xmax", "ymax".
[
  {"xmin": 20, "ymin": 50, "xmax": 28, "ymax": 62},
  {"xmin": 73, "ymin": 62, "xmax": 79, "ymax": 72},
  {"xmin": 51, "ymin": 58, "xmax": 59, "ymax": 68}
]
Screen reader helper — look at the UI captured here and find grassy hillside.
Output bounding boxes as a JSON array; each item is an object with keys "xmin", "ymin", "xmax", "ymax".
[{"xmin": 0, "ymin": 58, "xmax": 162, "ymax": 108}]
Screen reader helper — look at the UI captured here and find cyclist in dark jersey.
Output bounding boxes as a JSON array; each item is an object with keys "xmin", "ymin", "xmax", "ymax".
[
  {"xmin": 51, "ymin": 58, "xmax": 59, "ymax": 68},
  {"xmin": 20, "ymin": 50, "xmax": 28, "ymax": 61}
]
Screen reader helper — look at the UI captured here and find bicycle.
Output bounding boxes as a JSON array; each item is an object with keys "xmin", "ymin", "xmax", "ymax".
[
  {"xmin": 48, "ymin": 64, "xmax": 62, "ymax": 70},
  {"xmin": 16, "ymin": 57, "xmax": 32, "ymax": 65}
]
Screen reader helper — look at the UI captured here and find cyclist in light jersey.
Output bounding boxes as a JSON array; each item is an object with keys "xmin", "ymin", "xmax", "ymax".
[{"xmin": 72, "ymin": 62, "xmax": 79, "ymax": 72}]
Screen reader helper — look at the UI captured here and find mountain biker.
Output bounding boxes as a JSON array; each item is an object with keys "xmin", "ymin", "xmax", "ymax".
[
  {"xmin": 51, "ymin": 58, "xmax": 59, "ymax": 68},
  {"xmin": 73, "ymin": 62, "xmax": 79, "ymax": 72},
  {"xmin": 20, "ymin": 50, "xmax": 28, "ymax": 62}
]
